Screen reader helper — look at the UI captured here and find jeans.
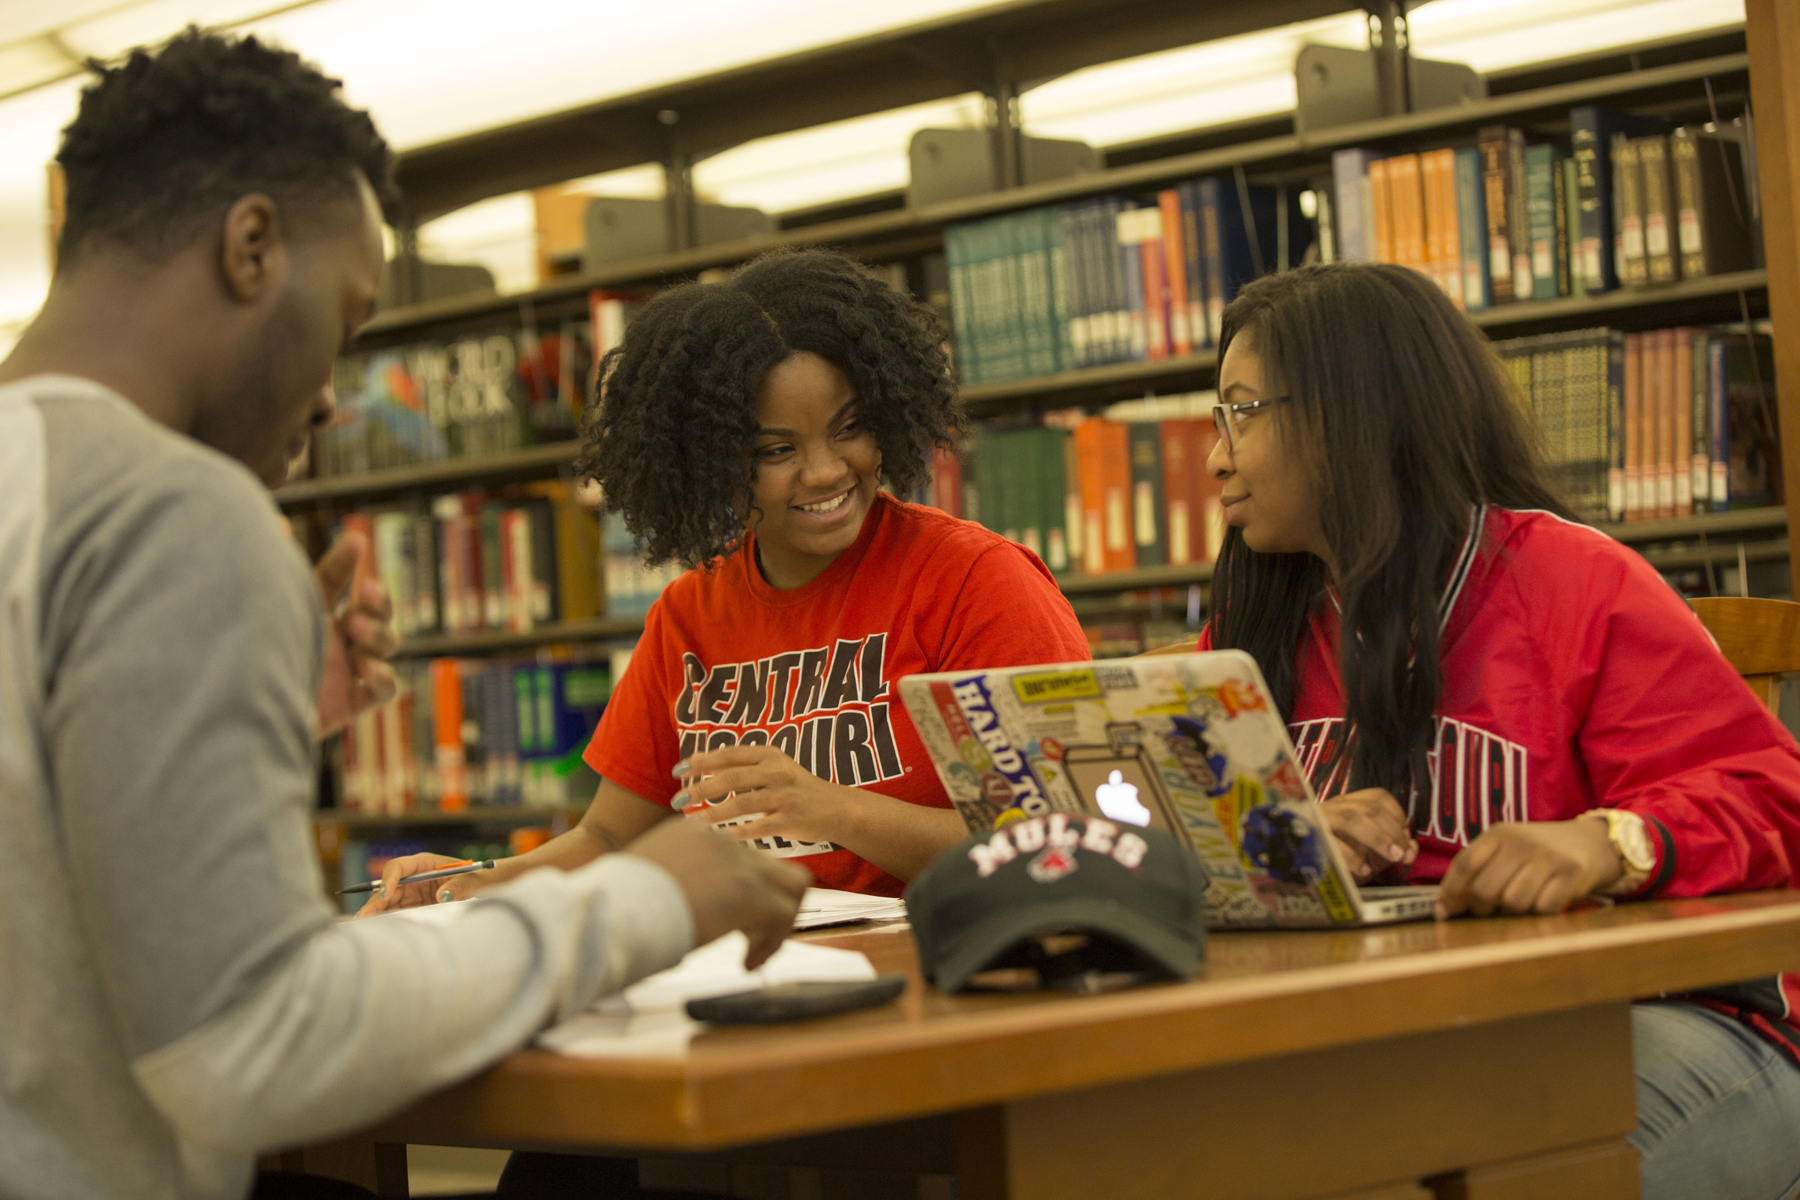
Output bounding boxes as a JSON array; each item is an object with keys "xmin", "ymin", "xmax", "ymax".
[{"xmin": 1632, "ymin": 1001, "xmax": 1800, "ymax": 1200}]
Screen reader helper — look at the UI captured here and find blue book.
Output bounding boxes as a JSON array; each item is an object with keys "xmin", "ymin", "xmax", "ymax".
[
  {"xmin": 1043, "ymin": 208, "xmax": 1076, "ymax": 372},
  {"xmin": 1057, "ymin": 205, "xmax": 1092, "ymax": 368},
  {"xmin": 1098, "ymin": 197, "xmax": 1129, "ymax": 363},
  {"xmin": 1453, "ymin": 149, "xmax": 1491, "ymax": 310}
]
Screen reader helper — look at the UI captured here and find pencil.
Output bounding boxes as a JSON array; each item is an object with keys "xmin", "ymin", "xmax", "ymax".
[{"xmin": 338, "ymin": 859, "xmax": 496, "ymax": 895}]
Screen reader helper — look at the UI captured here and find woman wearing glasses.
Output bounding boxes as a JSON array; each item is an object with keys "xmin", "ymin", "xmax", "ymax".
[{"xmin": 1198, "ymin": 262, "xmax": 1800, "ymax": 1200}]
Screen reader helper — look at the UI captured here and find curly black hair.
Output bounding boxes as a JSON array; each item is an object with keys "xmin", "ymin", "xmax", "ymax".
[
  {"xmin": 577, "ymin": 248, "xmax": 967, "ymax": 568},
  {"xmin": 55, "ymin": 26, "xmax": 398, "ymax": 263}
]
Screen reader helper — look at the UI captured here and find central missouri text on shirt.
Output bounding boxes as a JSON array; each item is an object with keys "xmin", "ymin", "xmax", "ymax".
[{"xmin": 678, "ymin": 633, "xmax": 907, "ymax": 857}]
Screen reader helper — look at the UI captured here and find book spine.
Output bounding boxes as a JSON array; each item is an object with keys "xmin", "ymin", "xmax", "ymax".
[
  {"xmin": 409, "ymin": 507, "xmax": 440, "ymax": 634},
  {"xmin": 1331, "ymin": 149, "xmax": 1373, "ymax": 264},
  {"xmin": 1477, "ymin": 127, "xmax": 1516, "ymax": 305},
  {"xmin": 1101, "ymin": 198, "xmax": 1131, "ymax": 363},
  {"xmin": 1179, "ymin": 182, "xmax": 1209, "ymax": 350},
  {"xmin": 431, "ymin": 658, "xmax": 467, "ymax": 812},
  {"xmin": 1454, "ymin": 149, "xmax": 1490, "ymax": 310},
  {"xmin": 1020, "ymin": 213, "xmax": 1058, "ymax": 377},
  {"xmin": 1507, "ymin": 130, "xmax": 1533, "ymax": 302},
  {"xmin": 1673, "ymin": 329, "xmax": 1694, "ymax": 514},
  {"xmin": 1434, "ymin": 148, "xmax": 1465, "ymax": 307},
  {"xmin": 1367, "ymin": 157, "xmax": 1395, "ymax": 264},
  {"xmin": 1038, "ymin": 427, "xmax": 1072, "ymax": 575},
  {"xmin": 1074, "ymin": 418, "xmax": 1109, "ymax": 574},
  {"xmin": 1128, "ymin": 421, "xmax": 1167, "ymax": 568},
  {"xmin": 1062, "ymin": 428, "xmax": 1085, "ymax": 574},
  {"xmin": 479, "ymin": 502, "xmax": 504, "ymax": 630},
  {"xmin": 1623, "ymin": 333, "xmax": 1642, "ymax": 521},
  {"xmin": 1614, "ymin": 138, "xmax": 1647, "ymax": 287},
  {"xmin": 526, "ymin": 498, "xmax": 557, "ymax": 624},
  {"xmin": 1198, "ymin": 180, "xmax": 1226, "ymax": 343},
  {"xmin": 1569, "ymin": 107, "xmax": 1614, "ymax": 292},
  {"xmin": 1524, "ymin": 145, "xmax": 1557, "ymax": 301},
  {"xmin": 1708, "ymin": 336, "xmax": 1728, "ymax": 511},
  {"xmin": 1562, "ymin": 157, "xmax": 1584, "ymax": 298},
  {"xmin": 1640, "ymin": 137, "xmax": 1679, "ymax": 285},
  {"xmin": 1117, "ymin": 204, "xmax": 1148, "ymax": 361},
  {"xmin": 1654, "ymin": 328, "xmax": 1675, "ymax": 519},
  {"xmin": 501, "ymin": 508, "xmax": 534, "ymax": 632},
  {"xmin": 1057, "ymin": 207, "xmax": 1089, "ymax": 369},
  {"xmin": 1691, "ymin": 329, "xmax": 1711, "ymax": 513},
  {"xmin": 1607, "ymin": 330, "xmax": 1625, "ymax": 521},
  {"xmin": 1159, "ymin": 190, "xmax": 1192, "ymax": 358},
  {"xmin": 1100, "ymin": 420, "xmax": 1136, "ymax": 571},
  {"xmin": 1044, "ymin": 209, "xmax": 1076, "ymax": 372}
]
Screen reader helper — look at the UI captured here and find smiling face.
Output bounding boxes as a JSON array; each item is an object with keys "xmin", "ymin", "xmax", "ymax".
[
  {"xmin": 1205, "ymin": 333, "xmax": 1330, "ymax": 567},
  {"xmin": 747, "ymin": 350, "xmax": 883, "ymax": 589}
]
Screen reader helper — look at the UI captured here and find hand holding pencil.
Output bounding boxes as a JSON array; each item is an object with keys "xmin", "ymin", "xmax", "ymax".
[{"xmin": 339, "ymin": 859, "xmax": 495, "ymax": 896}]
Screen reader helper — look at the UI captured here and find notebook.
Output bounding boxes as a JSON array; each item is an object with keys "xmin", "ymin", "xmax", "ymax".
[{"xmin": 898, "ymin": 650, "xmax": 1437, "ymax": 928}]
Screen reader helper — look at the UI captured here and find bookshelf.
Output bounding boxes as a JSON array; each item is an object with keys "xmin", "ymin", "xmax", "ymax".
[
  {"xmin": 392, "ymin": 617, "xmax": 643, "ymax": 660},
  {"xmin": 355, "ymin": 49, "xmax": 1754, "ymax": 351}
]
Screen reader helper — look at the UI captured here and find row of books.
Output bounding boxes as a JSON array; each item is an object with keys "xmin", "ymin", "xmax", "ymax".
[
  {"xmin": 338, "ymin": 650, "xmax": 624, "ymax": 816},
  {"xmin": 318, "ymin": 319, "xmax": 596, "ymax": 478},
  {"xmin": 923, "ymin": 396, "xmax": 1227, "ymax": 576},
  {"xmin": 338, "ymin": 481, "xmax": 677, "ymax": 639},
  {"xmin": 945, "ymin": 182, "xmax": 1310, "ymax": 383},
  {"xmin": 1495, "ymin": 325, "xmax": 1778, "ymax": 524},
  {"xmin": 1332, "ymin": 107, "xmax": 1758, "ymax": 310}
]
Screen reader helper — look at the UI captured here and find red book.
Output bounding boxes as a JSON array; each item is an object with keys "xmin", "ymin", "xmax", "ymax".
[
  {"xmin": 1158, "ymin": 190, "xmax": 1192, "ymax": 358},
  {"xmin": 1159, "ymin": 418, "xmax": 1204, "ymax": 565},
  {"xmin": 500, "ymin": 508, "xmax": 533, "ymax": 632}
]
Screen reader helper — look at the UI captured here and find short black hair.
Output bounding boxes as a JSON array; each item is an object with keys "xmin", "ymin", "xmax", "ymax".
[
  {"xmin": 55, "ymin": 26, "xmax": 398, "ymax": 262},
  {"xmin": 577, "ymin": 248, "xmax": 967, "ymax": 568}
]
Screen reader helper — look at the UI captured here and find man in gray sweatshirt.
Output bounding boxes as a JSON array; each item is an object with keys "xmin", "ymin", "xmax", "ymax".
[{"xmin": 0, "ymin": 29, "xmax": 807, "ymax": 1200}]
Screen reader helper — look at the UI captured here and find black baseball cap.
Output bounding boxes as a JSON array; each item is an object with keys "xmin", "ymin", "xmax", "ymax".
[{"xmin": 906, "ymin": 812, "xmax": 1208, "ymax": 993}]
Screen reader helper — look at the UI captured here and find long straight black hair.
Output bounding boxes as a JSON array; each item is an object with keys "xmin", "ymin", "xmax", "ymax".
[{"xmin": 1207, "ymin": 263, "xmax": 1574, "ymax": 810}]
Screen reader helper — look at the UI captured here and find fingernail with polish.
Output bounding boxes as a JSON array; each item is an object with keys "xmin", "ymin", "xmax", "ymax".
[
  {"xmin": 437, "ymin": 889, "xmax": 454, "ymax": 904},
  {"xmin": 671, "ymin": 790, "xmax": 690, "ymax": 811},
  {"xmin": 671, "ymin": 761, "xmax": 691, "ymax": 779}
]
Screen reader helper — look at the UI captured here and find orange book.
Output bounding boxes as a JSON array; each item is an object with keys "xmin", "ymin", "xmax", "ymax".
[
  {"xmin": 1389, "ymin": 154, "xmax": 1428, "ymax": 276},
  {"xmin": 1654, "ymin": 329, "xmax": 1675, "ymax": 519},
  {"xmin": 1074, "ymin": 418, "xmax": 1135, "ymax": 573},
  {"xmin": 431, "ymin": 658, "xmax": 468, "ymax": 812},
  {"xmin": 1428, "ymin": 148, "xmax": 1464, "ymax": 307},
  {"xmin": 1139, "ymin": 233, "xmax": 1168, "ymax": 361},
  {"xmin": 1623, "ymin": 334, "xmax": 1642, "ymax": 522},
  {"xmin": 1367, "ymin": 158, "xmax": 1396, "ymax": 264},
  {"xmin": 1672, "ymin": 328, "xmax": 1693, "ymax": 514},
  {"xmin": 1158, "ymin": 190, "xmax": 1192, "ymax": 358}
]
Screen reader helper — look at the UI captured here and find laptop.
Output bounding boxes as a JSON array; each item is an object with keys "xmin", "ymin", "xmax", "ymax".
[{"xmin": 898, "ymin": 650, "xmax": 1438, "ymax": 928}]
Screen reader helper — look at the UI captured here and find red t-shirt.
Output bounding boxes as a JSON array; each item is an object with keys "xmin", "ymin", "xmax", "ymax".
[{"xmin": 584, "ymin": 492, "xmax": 1092, "ymax": 895}]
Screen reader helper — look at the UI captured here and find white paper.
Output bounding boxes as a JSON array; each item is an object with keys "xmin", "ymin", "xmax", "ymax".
[
  {"xmin": 793, "ymin": 887, "xmax": 909, "ymax": 930},
  {"xmin": 537, "ymin": 931, "xmax": 877, "ymax": 1058}
]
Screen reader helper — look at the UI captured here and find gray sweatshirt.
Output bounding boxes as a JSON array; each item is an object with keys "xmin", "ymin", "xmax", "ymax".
[{"xmin": 0, "ymin": 376, "xmax": 692, "ymax": 1200}]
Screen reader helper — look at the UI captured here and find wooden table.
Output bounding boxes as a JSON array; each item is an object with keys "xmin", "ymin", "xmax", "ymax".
[{"xmin": 322, "ymin": 891, "xmax": 1800, "ymax": 1200}]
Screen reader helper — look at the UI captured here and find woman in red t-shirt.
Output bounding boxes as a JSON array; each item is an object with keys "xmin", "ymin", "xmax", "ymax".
[{"xmin": 365, "ymin": 249, "xmax": 1088, "ymax": 912}]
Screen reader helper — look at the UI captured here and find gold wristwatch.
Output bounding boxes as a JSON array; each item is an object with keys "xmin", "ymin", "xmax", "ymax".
[{"xmin": 1584, "ymin": 808, "xmax": 1658, "ymax": 896}]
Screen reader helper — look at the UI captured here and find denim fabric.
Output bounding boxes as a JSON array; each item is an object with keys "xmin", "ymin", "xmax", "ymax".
[{"xmin": 1632, "ymin": 1001, "xmax": 1800, "ymax": 1200}]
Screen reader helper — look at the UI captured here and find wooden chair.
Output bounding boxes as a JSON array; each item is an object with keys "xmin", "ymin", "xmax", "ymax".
[{"xmin": 1689, "ymin": 597, "xmax": 1800, "ymax": 715}]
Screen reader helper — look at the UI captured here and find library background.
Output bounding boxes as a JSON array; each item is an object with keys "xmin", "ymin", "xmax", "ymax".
[{"xmin": 9, "ymin": 1, "xmax": 1794, "ymax": 918}]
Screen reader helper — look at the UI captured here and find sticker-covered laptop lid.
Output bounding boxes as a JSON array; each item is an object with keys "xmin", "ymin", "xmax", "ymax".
[{"xmin": 898, "ymin": 651, "xmax": 1363, "ymax": 928}]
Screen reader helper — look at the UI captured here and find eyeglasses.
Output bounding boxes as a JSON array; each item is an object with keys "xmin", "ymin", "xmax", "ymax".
[{"xmin": 1212, "ymin": 395, "xmax": 1292, "ymax": 453}]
